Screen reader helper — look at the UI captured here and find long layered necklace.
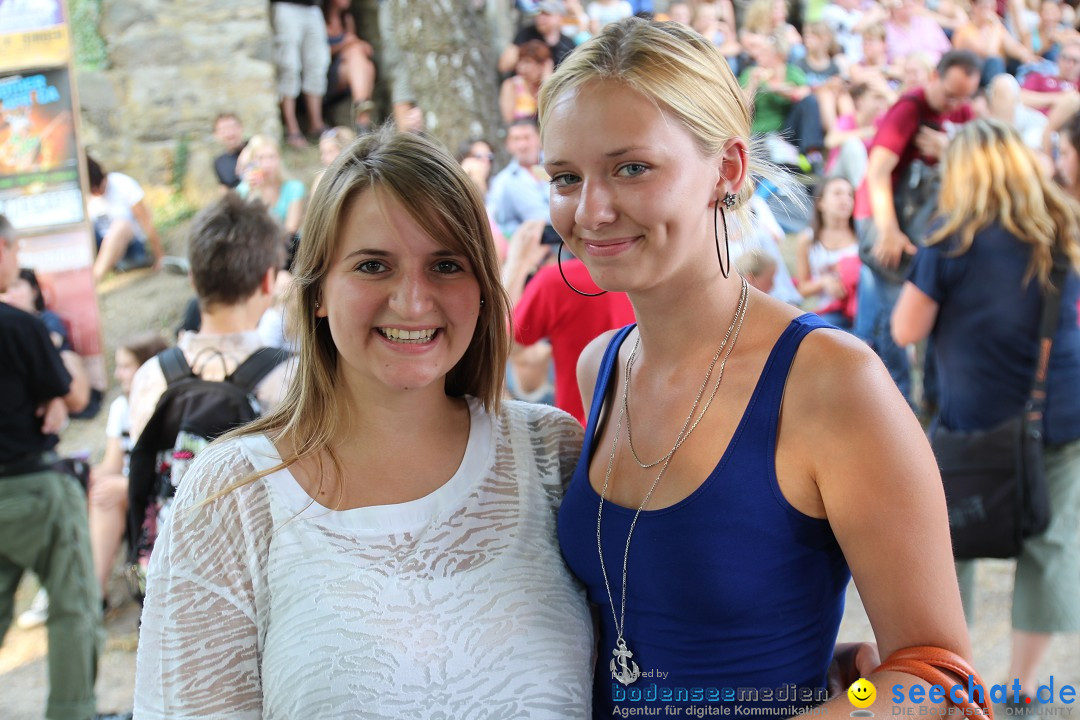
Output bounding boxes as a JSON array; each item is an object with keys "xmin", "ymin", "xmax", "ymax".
[{"xmin": 598, "ymin": 276, "xmax": 749, "ymax": 686}]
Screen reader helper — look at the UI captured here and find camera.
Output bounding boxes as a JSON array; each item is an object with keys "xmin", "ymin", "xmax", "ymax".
[{"xmin": 541, "ymin": 224, "xmax": 562, "ymax": 245}]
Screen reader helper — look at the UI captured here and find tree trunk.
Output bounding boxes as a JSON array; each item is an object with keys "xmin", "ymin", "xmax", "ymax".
[{"xmin": 382, "ymin": 0, "xmax": 501, "ymax": 154}]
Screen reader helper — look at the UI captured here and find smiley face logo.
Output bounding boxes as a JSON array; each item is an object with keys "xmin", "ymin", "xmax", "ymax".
[{"xmin": 848, "ymin": 678, "xmax": 877, "ymax": 709}]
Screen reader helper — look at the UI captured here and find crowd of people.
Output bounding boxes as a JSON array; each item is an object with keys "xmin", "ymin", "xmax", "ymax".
[{"xmin": 2, "ymin": 1, "xmax": 1080, "ymax": 718}]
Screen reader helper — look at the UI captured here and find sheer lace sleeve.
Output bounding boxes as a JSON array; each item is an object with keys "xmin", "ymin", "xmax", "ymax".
[
  {"xmin": 554, "ymin": 411, "xmax": 586, "ymax": 491},
  {"xmin": 517, "ymin": 402, "xmax": 585, "ymax": 497},
  {"xmin": 134, "ymin": 437, "xmax": 272, "ymax": 719}
]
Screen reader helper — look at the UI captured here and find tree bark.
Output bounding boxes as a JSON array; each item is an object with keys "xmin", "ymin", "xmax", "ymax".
[{"xmin": 381, "ymin": 0, "xmax": 501, "ymax": 154}]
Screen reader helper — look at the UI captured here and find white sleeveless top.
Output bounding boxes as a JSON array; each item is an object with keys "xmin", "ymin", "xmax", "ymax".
[
  {"xmin": 133, "ymin": 398, "xmax": 593, "ymax": 719},
  {"xmin": 807, "ymin": 240, "xmax": 859, "ymax": 310}
]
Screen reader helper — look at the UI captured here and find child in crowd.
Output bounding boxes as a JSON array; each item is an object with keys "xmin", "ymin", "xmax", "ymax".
[
  {"xmin": 798, "ymin": 21, "xmax": 851, "ymax": 132},
  {"xmin": 796, "ymin": 177, "xmax": 860, "ymax": 329},
  {"xmin": 87, "ymin": 333, "xmax": 169, "ymax": 600}
]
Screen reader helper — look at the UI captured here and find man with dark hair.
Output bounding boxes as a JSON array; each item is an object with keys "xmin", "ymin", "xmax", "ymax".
[
  {"xmin": 128, "ymin": 193, "xmax": 294, "ymax": 444},
  {"xmin": 0, "ymin": 213, "xmax": 101, "ymax": 720},
  {"xmin": 86, "ymin": 155, "xmax": 164, "ymax": 282},
  {"xmin": 212, "ymin": 113, "xmax": 248, "ymax": 189},
  {"xmin": 855, "ymin": 49, "xmax": 981, "ymax": 403},
  {"xmin": 488, "ymin": 119, "xmax": 550, "ymax": 237},
  {"xmin": 498, "ymin": 0, "xmax": 577, "ymax": 74}
]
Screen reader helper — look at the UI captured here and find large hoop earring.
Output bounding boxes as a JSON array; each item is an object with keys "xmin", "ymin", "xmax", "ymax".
[
  {"xmin": 557, "ymin": 241, "xmax": 607, "ymax": 297},
  {"xmin": 715, "ymin": 199, "xmax": 731, "ymax": 279}
]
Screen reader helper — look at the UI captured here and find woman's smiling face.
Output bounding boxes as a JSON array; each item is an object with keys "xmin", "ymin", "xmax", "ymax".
[
  {"xmin": 316, "ymin": 188, "xmax": 482, "ymax": 398},
  {"xmin": 541, "ymin": 81, "xmax": 728, "ymax": 294}
]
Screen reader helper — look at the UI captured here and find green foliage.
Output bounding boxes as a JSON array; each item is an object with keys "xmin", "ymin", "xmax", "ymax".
[
  {"xmin": 154, "ymin": 191, "xmax": 197, "ymax": 232},
  {"xmin": 69, "ymin": 0, "xmax": 108, "ymax": 70},
  {"xmin": 152, "ymin": 137, "xmax": 197, "ymax": 231},
  {"xmin": 171, "ymin": 136, "xmax": 189, "ymax": 193}
]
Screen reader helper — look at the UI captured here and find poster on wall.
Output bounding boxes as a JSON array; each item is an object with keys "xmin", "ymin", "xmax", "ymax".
[
  {"xmin": 0, "ymin": 66, "xmax": 83, "ymax": 231},
  {"xmin": 0, "ymin": 0, "xmax": 65, "ymax": 33},
  {"xmin": 0, "ymin": 0, "xmax": 108, "ymax": 413},
  {"xmin": 0, "ymin": 0, "xmax": 68, "ymax": 72}
]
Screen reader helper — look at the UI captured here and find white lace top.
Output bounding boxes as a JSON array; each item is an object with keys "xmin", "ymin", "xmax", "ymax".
[{"xmin": 133, "ymin": 399, "xmax": 593, "ymax": 719}]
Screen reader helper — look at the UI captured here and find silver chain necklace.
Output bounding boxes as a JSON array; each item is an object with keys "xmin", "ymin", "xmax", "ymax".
[
  {"xmin": 624, "ymin": 278, "xmax": 749, "ymax": 469},
  {"xmin": 597, "ymin": 276, "xmax": 749, "ymax": 686}
]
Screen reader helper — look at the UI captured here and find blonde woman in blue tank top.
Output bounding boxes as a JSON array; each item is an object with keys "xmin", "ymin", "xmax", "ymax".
[{"xmin": 540, "ymin": 17, "xmax": 978, "ymax": 718}]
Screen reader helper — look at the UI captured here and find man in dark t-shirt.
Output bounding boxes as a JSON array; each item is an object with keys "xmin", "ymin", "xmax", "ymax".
[
  {"xmin": 498, "ymin": 0, "xmax": 577, "ymax": 75},
  {"xmin": 212, "ymin": 112, "xmax": 248, "ymax": 189},
  {"xmin": 854, "ymin": 50, "xmax": 981, "ymax": 404},
  {"xmin": 0, "ymin": 214, "xmax": 102, "ymax": 719}
]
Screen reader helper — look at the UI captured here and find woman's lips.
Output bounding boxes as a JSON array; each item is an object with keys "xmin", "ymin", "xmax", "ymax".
[{"xmin": 582, "ymin": 237, "xmax": 639, "ymax": 257}]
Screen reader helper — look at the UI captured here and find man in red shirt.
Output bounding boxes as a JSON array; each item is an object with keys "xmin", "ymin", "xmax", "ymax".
[
  {"xmin": 514, "ymin": 253, "xmax": 635, "ymax": 425},
  {"xmin": 854, "ymin": 50, "xmax": 981, "ymax": 403}
]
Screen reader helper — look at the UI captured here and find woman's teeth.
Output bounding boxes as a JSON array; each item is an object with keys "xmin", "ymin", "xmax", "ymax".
[{"xmin": 379, "ymin": 328, "xmax": 437, "ymax": 343}]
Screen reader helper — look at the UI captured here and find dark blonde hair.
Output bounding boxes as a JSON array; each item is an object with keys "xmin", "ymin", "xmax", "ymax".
[
  {"xmin": 808, "ymin": 177, "xmax": 856, "ymax": 240},
  {"xmin": 804, "ymin": 21, "xmax": 840, "ymax": 57},
  {"xmin": 859, "ymin": 23, "xmax": 887, "ymax": 41},
  {"xmin": 539, "ymin": 17, "xmax": 791, "ymax": 231},
  {"xmin": 219, "ymin": 127, "xmax": 511, "ymax": 497},
  {"xmin": 931, "ymin": 118, "xmax": 1080, "ymax": 285}
]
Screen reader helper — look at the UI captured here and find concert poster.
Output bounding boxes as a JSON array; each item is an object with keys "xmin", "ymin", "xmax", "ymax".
[{"xmin": 0, "ymin": 66, "xmax": 82, "ymax": 231}]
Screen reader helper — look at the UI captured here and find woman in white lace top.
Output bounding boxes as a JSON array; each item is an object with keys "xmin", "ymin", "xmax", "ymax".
[{"xmin": 133, "ymin": 128, "xmax": 593, "ymax": 718}]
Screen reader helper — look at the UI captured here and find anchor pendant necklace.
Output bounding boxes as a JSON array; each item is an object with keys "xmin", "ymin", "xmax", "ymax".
[{"xmin": 597, "ymin": 277, "xmax": 749, "ymax": 686}]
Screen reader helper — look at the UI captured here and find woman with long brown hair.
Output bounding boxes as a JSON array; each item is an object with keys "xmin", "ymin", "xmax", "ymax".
[{"xmin": 133, "ymin": 128, "xmax": 593, "ymax": 716}]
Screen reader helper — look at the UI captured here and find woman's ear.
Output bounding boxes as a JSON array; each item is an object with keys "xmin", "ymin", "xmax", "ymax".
[{"xmin": 715, "ymin": 137, "xmax": 750, "ymax": 201}]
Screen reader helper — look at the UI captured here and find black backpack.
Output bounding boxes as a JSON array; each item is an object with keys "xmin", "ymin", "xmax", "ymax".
[{"xmin": 126, "ymin": 346, "xmax": 290, "ymax": 599}]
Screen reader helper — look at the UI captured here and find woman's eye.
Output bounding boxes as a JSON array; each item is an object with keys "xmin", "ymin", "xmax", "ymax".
[
  {"xmin": 550, "ymin": 173, "xmax": 581, "ymax": 189},
  {"xmin": 616, "ymin": 163, "xmax": 648, "ymax": 178},
  {"xmin": 434, "ymin": 260, "xmax": 464, "ymax": 274},
  {"xmin": 355, "ymin": 260, "xmax": 387, "ymax": 274}
]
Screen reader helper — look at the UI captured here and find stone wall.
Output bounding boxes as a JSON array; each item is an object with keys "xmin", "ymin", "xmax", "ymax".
[{"xmin": 76, "ymin": 0, "xmax": 280, "ymax": 204}]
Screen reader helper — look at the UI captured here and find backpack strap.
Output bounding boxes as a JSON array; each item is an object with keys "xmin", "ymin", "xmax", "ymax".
[
  {"xmin": 158, "ymin": 346, "xmax": 194, "ymax": 386},
  {"xmin": 229, "ymin": 347, "xmax": 292, "ymax": 395}
]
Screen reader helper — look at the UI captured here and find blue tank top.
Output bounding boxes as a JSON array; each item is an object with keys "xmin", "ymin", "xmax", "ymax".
[{"xmin": 558, "ymin": 315, "xmax": 851, "ymax": 718}]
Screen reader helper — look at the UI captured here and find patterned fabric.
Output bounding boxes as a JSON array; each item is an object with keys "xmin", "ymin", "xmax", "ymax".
[{"xmin": 133, "ymin": 398, "xmax": 593, "ymax": 719}]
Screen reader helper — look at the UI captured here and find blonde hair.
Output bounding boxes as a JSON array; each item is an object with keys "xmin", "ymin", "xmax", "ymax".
[
  {"xmin": 538, "ymin": 16, "xmax": 791, "ymax": 230},
  {"xmin": 859, "ymin": 22, "xmax": 887, "ymax": 41},
  {"xmin": 319, "ymin": 125, "xmax": 358, "ymax": 155},
  {"xmin": 217, "ymin": 126, "xmax": 511, "ymax": 498},
  {"xmin": 930, "ymin": 118, "xmax": 1080, "ymax": 285},
  {"xmin": 237, "ymin": 134, "xmax": 289, "ymax": 186},
  {"xmin": 804, "ymin": 21, "xmax": 840, "ymax": 56},
  {"xmin": 743, "ymin": 0, "xmax": 780, "ymax": 34}
]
